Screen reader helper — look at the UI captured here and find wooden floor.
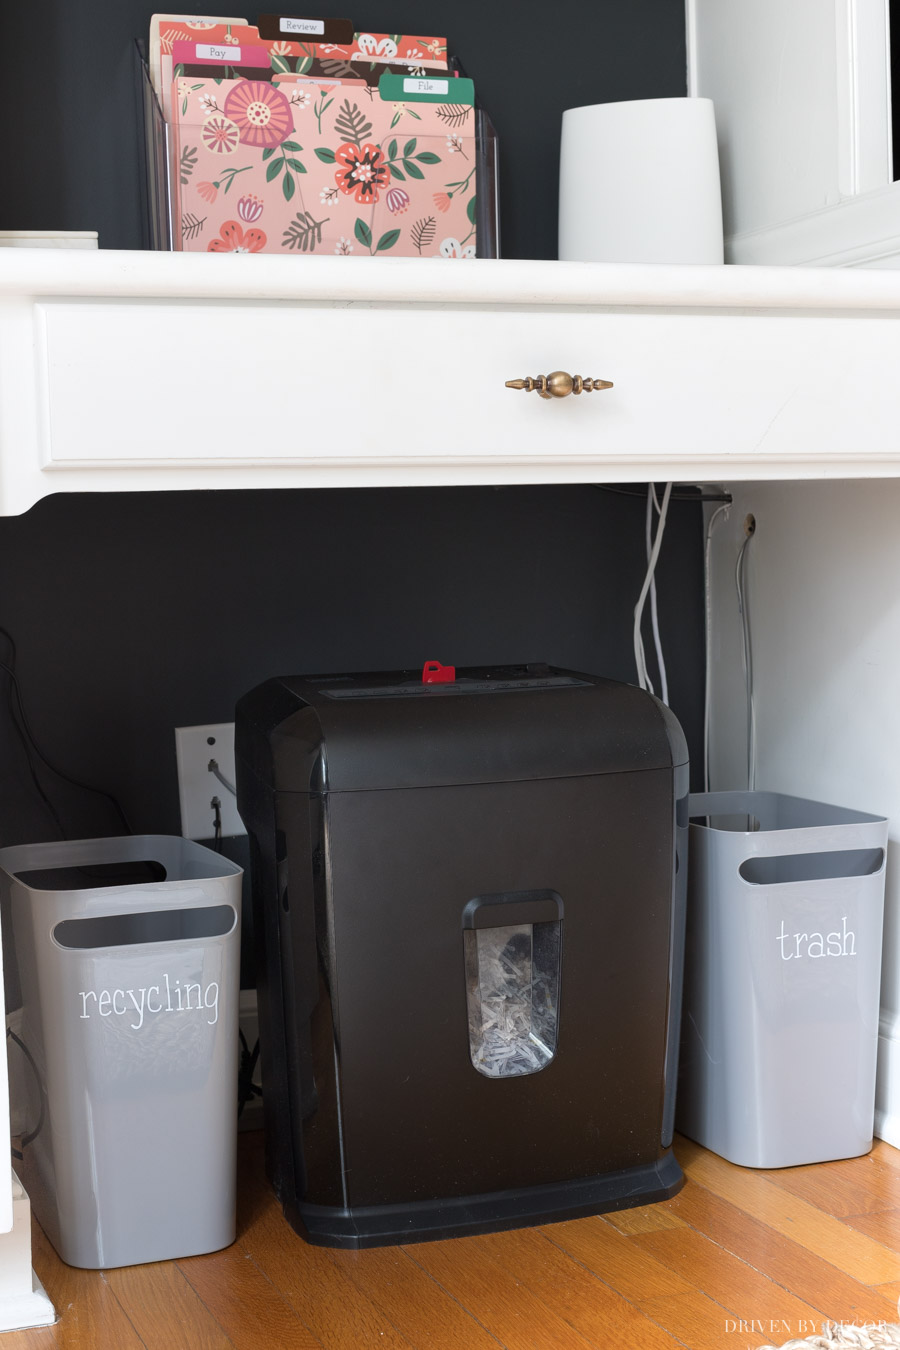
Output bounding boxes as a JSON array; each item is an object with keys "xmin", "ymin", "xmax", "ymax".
[{"xmin": 9, "ymin": 1132, "xmax": 900, "ymax": 1350}]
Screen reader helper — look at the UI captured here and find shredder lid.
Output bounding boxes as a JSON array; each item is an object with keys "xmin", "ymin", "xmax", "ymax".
[{"xmin": 236, "ymin": 663, "xmax": 688, "ymax": 794}]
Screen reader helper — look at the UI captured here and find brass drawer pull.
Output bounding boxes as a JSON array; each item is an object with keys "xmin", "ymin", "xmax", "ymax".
[{"xmin": 505, "ymin": 371, "xmax": 614, "ymax": 400}]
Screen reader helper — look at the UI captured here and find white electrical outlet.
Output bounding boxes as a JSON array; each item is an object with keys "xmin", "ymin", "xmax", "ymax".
[{"xmin": 175, "ymin": 722, "xmax": 246, "ymax": 840}]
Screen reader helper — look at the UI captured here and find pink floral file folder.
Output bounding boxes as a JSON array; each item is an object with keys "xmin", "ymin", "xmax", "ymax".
[
  {"xmin": 254, "ymin": 16, "xmax": 448, "ymax": 71},
  {"xmin": 159, "ymin": 22, "xmax": 261, "ymax": 119},
  {"xmin": 171, "ymin": 72, "xmax": 478, "ymax": 258},
  {"xmin": 263, "ymin": 30, "xmax": 448, "ymax": 71}
]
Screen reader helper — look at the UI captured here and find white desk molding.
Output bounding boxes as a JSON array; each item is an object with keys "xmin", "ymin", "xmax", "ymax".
[{"xmin": 2, "ymin": 251, "xmax": 900, "ymax": 516}]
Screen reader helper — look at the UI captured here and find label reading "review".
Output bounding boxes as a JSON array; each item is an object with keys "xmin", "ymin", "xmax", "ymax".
[{"xmin": 281, "ymin": 16, "xmax": 325, "ymax": 34}]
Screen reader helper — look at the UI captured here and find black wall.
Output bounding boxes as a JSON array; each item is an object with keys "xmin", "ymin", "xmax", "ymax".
[
  {"xmin": 0, "ymin": 487, "xmax": 704, "ymax": 852},
  {"xmin": 0, "ymin": 0, "xmax": 687, "ymax": 258}
]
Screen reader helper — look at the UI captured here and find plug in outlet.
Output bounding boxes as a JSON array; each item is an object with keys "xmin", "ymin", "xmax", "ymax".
[{"xmin": 175, "ymin": 722, "xmax": 246, "ymax": 840}]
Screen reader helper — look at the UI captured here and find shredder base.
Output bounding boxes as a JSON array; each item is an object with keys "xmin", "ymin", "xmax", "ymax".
[{"xmin": 280, "ymin": 1150, "xmax": 684, "ymax": 1249}]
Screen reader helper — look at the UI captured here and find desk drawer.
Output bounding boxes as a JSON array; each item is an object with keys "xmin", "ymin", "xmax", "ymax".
[{"xmin": 36, "ymin": 298, "xmax": 900, "ymax": 472}]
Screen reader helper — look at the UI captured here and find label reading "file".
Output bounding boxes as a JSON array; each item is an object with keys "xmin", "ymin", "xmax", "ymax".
[{"xmin": 404, "ymin": 77, "xmax": 449, "ymax": 96}]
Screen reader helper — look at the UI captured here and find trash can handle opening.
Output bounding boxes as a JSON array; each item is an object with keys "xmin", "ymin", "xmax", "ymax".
[
  {"xmin": 738, "ymin": 848, "xmax": 885, "ymax": 887},
  {"xmin": 14, "ymin": 859, "xmax": 169, "ymax": 890},
  {"xmin": 53, "ymin": 904, "xmax": 237, "ymax": 950}
]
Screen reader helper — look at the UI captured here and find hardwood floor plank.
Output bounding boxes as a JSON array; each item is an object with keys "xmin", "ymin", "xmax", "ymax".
[
  {"xmin": 601, "ymin": 1205, "xmax": 688, "ymax": 1236},
  {"xmin": 757, "ymin": 1152, "xmax": 900, "ymax": 1219},
  {"xmin": 107, "ymin": 1261, "xmax": 233, "ymax": 1350},
  {"xmin": 180, "ymin": 1245, "xmax": 322, "ymax": 1350},
  {"xmin": 872, "ymin": 1279, "xmax": 900, "ymax": 1310},
  {"xmin": 665, "ymin": 1180, "xmax": 900, "ymax": 1325},
  {"xmin": 235, "ymin": 1131, "xmax": 417, "ymax": 1350},
  {"xmin": 0, "ymin": 1329, "xmax": 58, "ymax": 1350},
  {"xmin": 31, "ymin": 1225, "xmax": 144, "ymax": 1350},
  {"xmin": 842, "ymin": 1209, "xmax": 900, "ymax": 1252},
  {"xmin": 541, "ymin": 1215, "xmax": 695, "ymax": 1303},
  {"xmin": 640, "ymin": 1289, "xmax": 761, "ymax": 1350},
  {"xmin": 634, "ymin": 1223, "xmax": 824, "ymax": 1327},
  {"xmin": 329, "ymin": 1246, "xmax": 501, "ymax": 1350},
  {"xmin": 676, "ymin": 1137, "xmax": 900, "ymax": 1284},
  {"xmin": 871, "ymin": 1141, "xmax": 900, "ymax": 1172},
  {"xmin": 240, "ymin": 1201, "xmax": 414, "ymax": 1350},
  {"xmin": 542, "ymin": 1216, "xmax": 741, "ymax": 1348},
  {"xmin": 405, "ymin": 1234, "xmax": 597, "ymax": 1350},
  {"xmin": 465, "ymin": 1225, "xmax": 687, "ymax": 1349}
]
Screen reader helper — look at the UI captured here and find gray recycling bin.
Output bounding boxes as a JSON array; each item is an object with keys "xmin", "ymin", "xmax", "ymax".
[
  {"xmin": 677, "ymin": 791, "xmax": 888, "ymax": 1169},
  {"xmin": 0, "ymin": 835, "xmax": 242, "ymax": 1269}
]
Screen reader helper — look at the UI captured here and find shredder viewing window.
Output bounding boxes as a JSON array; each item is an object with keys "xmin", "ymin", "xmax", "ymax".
[{"xmin": 464, "ymin": 917, "xmax": 561, "ymax": 1078}]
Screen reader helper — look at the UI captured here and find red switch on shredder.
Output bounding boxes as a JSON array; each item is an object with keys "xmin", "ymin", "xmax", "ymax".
[{"xmin": 422, "ymin": 661, "xmax": 456, "ymax": 684}]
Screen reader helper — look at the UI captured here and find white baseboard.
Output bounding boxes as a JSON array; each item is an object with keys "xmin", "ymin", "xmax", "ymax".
[{"xmin": 875, "ymin": 1012, "xmax": 900, "ymax": 1147}]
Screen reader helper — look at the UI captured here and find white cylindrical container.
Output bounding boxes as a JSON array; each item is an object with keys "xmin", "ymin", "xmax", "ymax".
[{"xmin": 559, "ymin": 97, "xmax": 723, "ymax": 264}]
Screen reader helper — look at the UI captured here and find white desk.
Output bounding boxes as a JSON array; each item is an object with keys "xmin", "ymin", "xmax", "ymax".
[
  {"xmin": 2, "ymin": 248, "xmax": 899, "ymax": 1327},
  {"xmin": 3, "ymin": 252, "xmax": 900, "ymax": 514}
]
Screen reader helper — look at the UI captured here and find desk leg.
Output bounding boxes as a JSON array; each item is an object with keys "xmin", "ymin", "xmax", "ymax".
[
  {"xmin": 0, "ymin": 903, "xmax": 55, "ymax": 1329},
  {"xmin": 0, "ymin": 1170, "xmax": 54, "ymax": 1330}
]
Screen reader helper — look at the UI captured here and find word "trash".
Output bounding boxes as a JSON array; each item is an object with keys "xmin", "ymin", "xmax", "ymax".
[{"xmin": 776, "ymin": 916, "xmax": 856, "ymax": 961}]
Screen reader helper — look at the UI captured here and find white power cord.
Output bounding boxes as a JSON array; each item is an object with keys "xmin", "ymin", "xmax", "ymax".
[
  {"xmin": 636, "ymin": 488, "xmax": 655, "ymax": 696},
  {"xmin": 208, "ymin": 758, "xmax": 236, "ymax": 796},
  {"xmin": 644, "ymin": 485, "xmax": 670, "ymax": 704},
  {"xmin": 633, "ymin": 482, "xmax": 673, "ymax": 699},
  {"xmin": 703, "ymin": 502, "xmax": 730, "ymax": 791}
]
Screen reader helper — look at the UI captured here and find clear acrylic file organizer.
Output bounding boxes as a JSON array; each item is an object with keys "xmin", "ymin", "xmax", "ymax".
[{"xmin": 135, "ymin": 42, "xmax": 499, "ymax": 258}]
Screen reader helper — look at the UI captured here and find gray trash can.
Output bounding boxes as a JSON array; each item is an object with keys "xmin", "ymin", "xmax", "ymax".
[
  {"xmin": 0, "ymin": 835, "xmax": 242, "ymax": 1269},
  {"xmin": 677, "ymin": 791, "xmax": 888, "ymax": 1169}
]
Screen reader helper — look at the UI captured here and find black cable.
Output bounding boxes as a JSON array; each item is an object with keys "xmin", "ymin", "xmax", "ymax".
[
  {"xmin": 0, "ymin": 625, "xmax": 16, "ymax": 671},
  {"xmin": 10, "ymin": 691, "xmax": 67, "ymax": 838},
  {"xmin": 0, "ymin": 629, "xmax": 67, "ymax": 837},
  {"xmin": 7, "ymin": 1026, "xmax": 45, "ymax": 1154},
  {"xmin": 237, "ymin": 1029, "xmax": 262, "ymax": 1117},
  {"xmin": 0, "ymin": 658, "xmax": 132, "ymax": 835},
  {"xmin": 0, "ymin": 634, "xmax": 131, "ymax": 880}
]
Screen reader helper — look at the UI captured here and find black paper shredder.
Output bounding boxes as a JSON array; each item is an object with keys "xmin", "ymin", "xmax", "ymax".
[{"xmin": 235, "ymin": 662, "xmax": 689, "ymax": 1248}]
